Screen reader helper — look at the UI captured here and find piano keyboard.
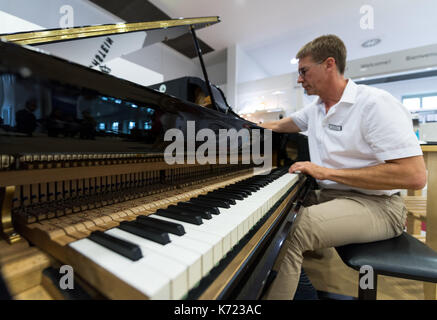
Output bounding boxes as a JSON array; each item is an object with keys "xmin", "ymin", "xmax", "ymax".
[{"xmin": 68, "ymin": 168, "xmax": 299, "ymax": 299}]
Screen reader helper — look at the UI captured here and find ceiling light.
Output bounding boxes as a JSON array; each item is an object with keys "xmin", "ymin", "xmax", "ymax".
[
  {"xmin": 361, "ymin": 38, "xmax": 381, "ymax": 48},
  {"xmin": 272, "ymin": 91, "xmax": 285, "ymax": 95},
  {"xmin": 290, "ymin": 58, "xmax": 299, "ymax": 64}
]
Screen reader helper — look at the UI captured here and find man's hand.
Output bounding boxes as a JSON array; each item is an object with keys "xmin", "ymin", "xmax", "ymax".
[{"xmin": 289, "ymin": 161, "xmax": 330, "ymax": 180}]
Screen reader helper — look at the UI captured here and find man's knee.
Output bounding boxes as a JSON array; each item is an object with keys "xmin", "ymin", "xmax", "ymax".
[
  {"xmin": 287, "ymin": 207, "xmax": 321, "ymax": 253},
  {"xmin": 304, "ymin": 248, "xmax": 334, "ymax": 260}
]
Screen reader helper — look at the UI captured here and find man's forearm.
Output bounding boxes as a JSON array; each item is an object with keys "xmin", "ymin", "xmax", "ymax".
[
  {"xmin": 325, "ymin": 161, "xmax": 426, "ymax": 190},
  {"xmin": 290, "ymin": 156, "xmax": 426, "ymax": 190},
  {"xmin": 259, "ymin": 117, "xmax": 301, "ymax": 133},
  {"xmin": 259, "ymin": 121, "xmax": 279, "ymax": 131}
]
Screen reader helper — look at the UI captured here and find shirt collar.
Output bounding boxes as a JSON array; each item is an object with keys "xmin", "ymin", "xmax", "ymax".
[{"xmin": 316, "ymin": 79, "xmax": 357, "ymax": 106}]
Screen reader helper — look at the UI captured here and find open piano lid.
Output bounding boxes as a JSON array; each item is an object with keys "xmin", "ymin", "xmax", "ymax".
[
  {"xmin": 0, "ymin": 16, "xmax": 220, "ymax": 46},
  {"xmin": 0, "ymin": 16, "xmax": 228, "ymax": 113}
]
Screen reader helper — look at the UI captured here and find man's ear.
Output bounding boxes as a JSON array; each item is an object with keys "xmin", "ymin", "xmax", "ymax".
[{"xmin": 325, "ymin": 57, "xmax": 336, "ymax": 71}]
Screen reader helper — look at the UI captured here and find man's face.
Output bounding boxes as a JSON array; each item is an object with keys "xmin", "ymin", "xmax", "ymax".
[{"xmin": 297, "ymin": 56, "xmax": 325, "ymax": 96}]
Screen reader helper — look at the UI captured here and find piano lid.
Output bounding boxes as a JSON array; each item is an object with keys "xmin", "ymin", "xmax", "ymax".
[{"xmin": 0, "ymin": 16, "xmax": 220, "ymax": 46}]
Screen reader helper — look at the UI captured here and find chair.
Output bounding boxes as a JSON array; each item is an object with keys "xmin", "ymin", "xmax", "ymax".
[{"xmin": 336, "ymin": 232, "xmax": 437, "ymax": 299}]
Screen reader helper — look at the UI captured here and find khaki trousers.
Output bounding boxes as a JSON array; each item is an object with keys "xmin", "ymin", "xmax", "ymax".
[{"xmin": 264, "ymin": 189, "xmax": 407, "ymax": 300}]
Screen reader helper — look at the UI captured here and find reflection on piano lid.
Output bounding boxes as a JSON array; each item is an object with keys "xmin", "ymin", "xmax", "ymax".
[
  {"xmin": 149, "ymin": 76, "xmax": 235, "ymax": 115},
  {"xmin": 0, "ymin": 39, "xmax": 260, "ymax": 157}
]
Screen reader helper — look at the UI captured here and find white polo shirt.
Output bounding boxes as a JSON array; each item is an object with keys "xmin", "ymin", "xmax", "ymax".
[{"xmin": 290, "ymin": 79, "xmax": 422, "ymax": 196}]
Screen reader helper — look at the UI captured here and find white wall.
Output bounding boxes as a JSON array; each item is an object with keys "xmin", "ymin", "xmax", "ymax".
[
  {"xmin": 236, "ymin": 45, "xmax": 269, "ymax": 84},
  {"xmin": 226, "ymin": 44, "xmax": 272, "ymax": 112},
  {"xmin": 237, "ymin": 72, "xmax": 304, "ymax": 115},
  {"xmin": 102, "ymin": 58, "xmax": 163, "ymax": 87},
  {"xmin": 0, "ymin": 9, "xmax": 43, "ymax": 33},
  {"xmin": 367, "ymin": 76, "xmax": 437, "ymax": 102},
  {"xmin": 204, "ymin": 49, "xmax": 227, "ymax": 86},
  {"xmin": 206, "ymin": 61, "xmax": 227, "ymax": 85},
  {"xmin": 123, "ymin": 43, "xmax": 202, "ymax": 84}
]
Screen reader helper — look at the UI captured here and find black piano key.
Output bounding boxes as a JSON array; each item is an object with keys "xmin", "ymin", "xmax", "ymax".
[
  {"xmin": 245, "ymin": 181, "xmax": 266, "ymax": 186},
  {"xmin": 118, "ymin": 221, "xmax": 170, "ymax": 245},
  {"xmin": 224, "ymin": 187, "xmax": 253, "ymax": 195},
  {"xmin": 197, "ymin": 194, "xmax": 236, "ymax": 205},
  {"xmin": 209, "ymin": 190, "xmax": 245, "ymax": 200},
  {"xmin": 172, "ymin": 203, "xmax": 216, "ymax": 216},
  {"xmin": 136, "ymin": 216, "xmax": 185, "ymax": 236},
  {"xmin": 231, "ymin": 183, "xmax": 259, "ymax": 192},
  {"xmin": 88, "ymin": 230, "xmax": 142, "ymax": 261},
  {"xmin": 219, "ymin": 187, "xmax": 251, "ymax": 196},
  {"xmin": 189, "ymin": 198, "xmax": 230, "ymax": 209},
  {"xmin": 177, "ymin": 202, "xmax": 220, "ymax": 215},
  {"xmin": 155, "ymin": 209, "xmax": 203, "ymax": 225},
  {"xmin": 166, "ymin": 206, "xmax": 212, "ymax": 220}
]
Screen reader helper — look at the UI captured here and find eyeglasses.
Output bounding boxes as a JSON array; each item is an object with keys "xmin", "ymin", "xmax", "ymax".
[{"xmin": 298, "ymin": 60, "xmax": 324, "ymax": 78}]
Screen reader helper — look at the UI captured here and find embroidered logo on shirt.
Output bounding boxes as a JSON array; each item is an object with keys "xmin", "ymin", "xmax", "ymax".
[{"xmin": 328, "ymin": 124, "xmax": 342, "ymax": 131}]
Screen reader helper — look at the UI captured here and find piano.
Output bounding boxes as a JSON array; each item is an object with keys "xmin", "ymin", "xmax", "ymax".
[{"xmin": 0, "ymin": 17, "xmax": 312, "ymax": 300}]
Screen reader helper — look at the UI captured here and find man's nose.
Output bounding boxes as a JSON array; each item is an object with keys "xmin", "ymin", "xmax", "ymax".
[{"xmin": 297, "ymin": 74, "xmax": 304, "ymax": 83}]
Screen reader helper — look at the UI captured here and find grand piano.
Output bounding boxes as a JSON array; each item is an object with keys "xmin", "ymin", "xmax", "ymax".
[{"xmin": 0, "ymin": 17, "xmax": 312, "ymax": 300}]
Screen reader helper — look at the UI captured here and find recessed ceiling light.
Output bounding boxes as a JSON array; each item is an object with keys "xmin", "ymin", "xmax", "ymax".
[
  {"xmin": 290, "ymin": 58, "xmax": 299, "ymax": 64},
  {"xmin": 272, "ymin": 91, "xmax": 285, "ymax": 95},
  {"xmin": 361, "ymin": 38, "xmax": 381, "ymax": 48}
]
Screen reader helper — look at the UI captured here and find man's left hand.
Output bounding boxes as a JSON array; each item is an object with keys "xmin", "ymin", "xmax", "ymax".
[{"xmin": 289, "ymin": 161, "xmax": 330, "ymax": 180}]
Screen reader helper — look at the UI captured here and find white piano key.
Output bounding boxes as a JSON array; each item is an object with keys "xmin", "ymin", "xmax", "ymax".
[
  {"xmin": 69, "ymin": 238, "xmax": 171, "ymax": 299},
  {"xmin": 150, "ymin": 214, "xmax": 224, "ymax": 265},
  {"xmin": 104, "ymin": 228, "xmax": 188, "ymax": 299},
  {"xmin": 107, "ymin": 228, "xmax": 206, "ymax": 288},
  {"xmin": 105, "ymin": 227, "xmax": 204, "ymax": 288},
  {"xmin": 167, "ymin": 233, "xmax": 214, "ymax": 277}
]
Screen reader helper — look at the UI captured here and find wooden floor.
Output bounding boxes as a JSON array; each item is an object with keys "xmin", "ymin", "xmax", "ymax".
[{"xmin": 303, "ymin": 248, "xmax": 425, "ymax": 300}]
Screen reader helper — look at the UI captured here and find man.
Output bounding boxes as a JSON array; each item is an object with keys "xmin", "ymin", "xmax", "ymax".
[{"xmin": 261, "ymin": 35, "xmax": 426, "ymax": 299}]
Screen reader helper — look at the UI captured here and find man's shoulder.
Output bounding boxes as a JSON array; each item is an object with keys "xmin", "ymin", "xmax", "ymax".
[
  {"xmin": 356, "ymin": 84, "xmax": 390, "ymax": 99},
  {"xmin": 356, "ymin": 84, "xmax": 399, "ymax": 107},
  {"xmin": 355, "ymin": 84, "xmax": 411, "ymax": 124}
]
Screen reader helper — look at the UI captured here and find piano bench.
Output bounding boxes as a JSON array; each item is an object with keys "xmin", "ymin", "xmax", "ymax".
[{"xmin": 335, "ymin": 232, "xmax": 437, "ymax": 300}]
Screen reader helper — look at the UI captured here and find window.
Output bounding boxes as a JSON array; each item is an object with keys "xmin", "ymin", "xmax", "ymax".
[
  {"xmin": 128, "ymin": 121, "xmax": 136, "ymax": 130},
  {"xmin": 402, "ymin": 93, "xmax": 437, "ymax": 111},
  {"xmin": 112, "ymin": 122, "xmax": 119, "ymax": 132},
  {"xmin": 99, "ymin": 123, "xmax": 105, "ymax": 130},
  {"xmin": 422, "ymin": 96, "xmax": 437, "ymax": 110},
  {"xmin": 403, "ymin": 97, "xmax": 421, "ymax": 111}
]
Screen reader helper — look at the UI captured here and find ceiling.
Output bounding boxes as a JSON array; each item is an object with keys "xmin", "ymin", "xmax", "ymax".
[
  {"xmin": 89, "ymin": 0, "xmax": 214, "ymax": 58},
  {"xmin": 146, "ymin": 0, "xmax": 437, "ymax": 77}
]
